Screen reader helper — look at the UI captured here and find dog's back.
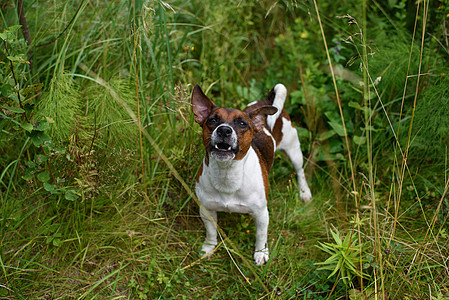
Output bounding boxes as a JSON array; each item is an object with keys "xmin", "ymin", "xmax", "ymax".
[
  {"xmin": 243, "ymin": 84, "xmax": 289, "ymax": 168},
  {"xmin": 244, "ymin": 84, "xmax": 312, "ymax": 202}
]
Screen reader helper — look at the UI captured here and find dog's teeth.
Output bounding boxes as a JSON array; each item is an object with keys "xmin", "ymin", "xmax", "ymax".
[
  {"xmin": 227, "ymin": 147, "xmax": 231, "ymax": 151},
  {"xmin": 215, "ymin": 145, "xmax": 219, "ymax": 149}
]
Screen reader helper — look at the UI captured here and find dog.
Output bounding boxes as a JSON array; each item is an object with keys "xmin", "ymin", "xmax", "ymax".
[{"xmin": 191, "ymin": 83, "xmax": 312, "ymax": 265}]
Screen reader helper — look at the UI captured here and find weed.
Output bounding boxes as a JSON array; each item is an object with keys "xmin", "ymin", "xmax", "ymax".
[{"xmin": 315, "ymin": 228, "xmax": 369, "ymax": 286}]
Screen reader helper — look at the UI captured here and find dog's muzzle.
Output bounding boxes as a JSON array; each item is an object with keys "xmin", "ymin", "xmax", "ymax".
[{"xmin": 210, "ymin": 125, "xmax": 239, "ymax": 161}]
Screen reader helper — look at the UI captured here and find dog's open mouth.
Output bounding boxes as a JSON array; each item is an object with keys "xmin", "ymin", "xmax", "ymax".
[
  {"xmin": 210, "ymin": 142, "xmax": 238, "ymax": 161},
  {"xmin": 215, "ymin": 142, "xmax": 232, "ymax": 151}
]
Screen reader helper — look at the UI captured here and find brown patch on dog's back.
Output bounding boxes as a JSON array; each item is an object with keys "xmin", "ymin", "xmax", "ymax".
[
  {"xmin": 252, "ymin": 131, "xmax": 275, "ymax": 197},
  {"xmin": 243, "ymin": 99, "xmax": 277, "ymax": 197},
  {"xmin": 271, "ymin": 110, "xmax": 291, "ymax": 145},
  {"xmin": 244, "ymin": 97, "xmax": 293, "ymax": 148}
]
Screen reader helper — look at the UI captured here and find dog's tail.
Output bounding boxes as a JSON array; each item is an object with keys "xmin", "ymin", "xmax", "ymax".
[{"xmin": 266, "ymin": 83, "xmax": 287, "ymax": 131}]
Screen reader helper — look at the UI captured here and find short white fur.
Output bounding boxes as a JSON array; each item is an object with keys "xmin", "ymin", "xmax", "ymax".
[{"xmin": 196, "ymin": 147, "xmax": 270, "ymax": 265}]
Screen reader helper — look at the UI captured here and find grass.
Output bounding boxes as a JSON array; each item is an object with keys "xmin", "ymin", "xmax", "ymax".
[{"xmin": 1, "ymin": 0, "xmax": 449, "ymax": 299}]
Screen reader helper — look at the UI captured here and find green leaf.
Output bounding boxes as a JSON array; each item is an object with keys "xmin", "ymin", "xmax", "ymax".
[
  {"xmin": 52, "ymin": 238, "xmax": 62, "ymax": 247},
  {"xmin": 296, "ymin": 127, "xmax": 310, "ymax": 139},
  {"xmin": 316, "ymin": 242, "xmax": 335, "ymax": 253},
  {"xmin": 353, "ymin": 135, "xmax": 366, "ymax": 145},
  {"xmin": 43, "ymin": 182, "xmax": 56, "ymax": 192},
  {"xmin": 349, "ymin": 101, "xmax": 370, "ymax": 114},
  {"xmin": 30, "ymin": 131, "xmax": 51, "ymax": 147},
  {"xmin": 316, "ymin": 265, "xmax": 337, "ymax": 271},
  {"xmin": 320, "ymin": 253, "xmax": 340, "ymax": 265},
  {"xmin": 328, "ymin": 121, "xmax": 346, "ymax": 136},
  {"xmin": 328, "ymin": 258, "xmax": 343, "ymax": 278},
  {"xmin": 65, "ymin": 189, "xmax": 80, "ymax": 201},
  {"xmin": 35, "ymin": 154, "xmax": 49, "ymax": 164},
  {"xmin": 329, "ymin": 138, "xmax": 344, "ymax": 154},
  {"xmin": 20, "ymin": 83, "xmax": 43, "ymax": 96},
  {"xmin": 7, "ymin": 25, "xmax": 22, "ymax": 33},
  {"xmin": 316, "ymin": 130, "xmax": 336, "ymax": 141},
  {"xmin": 0, "ymin": 82, "xmax": 13, "ymax": 97},
  {"xmin": 21, "ymin": 122, "xmax": 34, "ymax": 132},
  {"xmin": 5, "ymin": 105, "xmax": 25, "ymax": 114},
  {"xmin": 37, "ymin": 172, "xmax": 50, "ymax": 183},
  {"xmin": 330, "ymin": 229, "xmax": 342, "ymax": 245},
  {"xmin": 348, "ymin": 101, "xmax": 362, "ymax": 110},
  {"xmin": 7, "ymin": 54, "xmax": 29, "ymax": 64},
  {"xmin": 33, "ymin": 120, "xmax": 51, "ymax": 131},
  {"xmin": 362, "ymin": 126, "xmax": 380, "ymax": 132},
  {"xmin": 25, "ymin": 160, "xmax": 36, "ymax": 168},
  {"xmin": 290, "ymin": 90, "xmax": 305, "ymax": 105},
  {"xmin": 21, "ymin": 172, "xmax": 34, "ymax": 181},
  {"xmin": 0, "ymin": 25, "xmax": 22, "ymax": 41},
  {"xmin": 344, "ymin": 260, "xmax": 359, "ymax": 275}
]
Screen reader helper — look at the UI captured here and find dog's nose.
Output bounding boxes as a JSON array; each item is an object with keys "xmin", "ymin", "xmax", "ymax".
[{"xmin": 216, "ymin": 125, "xmax": 232, "ymax": 137}]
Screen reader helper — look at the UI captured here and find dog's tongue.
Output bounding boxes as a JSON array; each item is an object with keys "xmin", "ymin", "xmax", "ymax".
[{"xmin": 215, "ymin": 143, "xmax": 232, "ymax": 151}]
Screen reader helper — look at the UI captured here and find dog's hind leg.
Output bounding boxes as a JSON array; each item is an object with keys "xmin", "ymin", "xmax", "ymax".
[
  {"xmin": 200, "ymin": 208, "xmax": 218, "ymax": 257},
  {"xmin": 277, "ymin": 118, "xmax": 312, "ymax": 202}
]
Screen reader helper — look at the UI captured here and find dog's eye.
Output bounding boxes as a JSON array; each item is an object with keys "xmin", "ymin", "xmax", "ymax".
[
  {"xmin": 208, "ymin": 118, "xmax": 218, "ymax": 125},
  {"xmin": 238, "ymin": 121, "xmax": 248, "ymax": 128}
]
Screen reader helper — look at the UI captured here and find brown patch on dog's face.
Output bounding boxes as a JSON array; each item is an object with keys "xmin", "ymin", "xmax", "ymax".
[
  {"xmin": 202, "ymin": 108, "xmax": 254, "ymax": 161},
  {"xmin": 191, "ymin": 84, "xmax": 278, "ymax": 163},
  {"xmin": 228, "ymin": 110, "xmax": 254, "ymax": 160}
]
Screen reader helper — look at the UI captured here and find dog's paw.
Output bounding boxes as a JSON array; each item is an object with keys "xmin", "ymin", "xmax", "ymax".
[
  {"xmin": 254, "ymin": 248, "xmax": 269, "ymax": 266},
  {"xmin": 299, "ymin": 187, "xmax": 312, "ymax": 202},
  {"xmin": 200, "ymin": 243, "xmax": 217, "ymax": 258}
]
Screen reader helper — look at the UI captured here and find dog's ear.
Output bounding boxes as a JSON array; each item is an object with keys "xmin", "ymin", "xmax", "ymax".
[
  {"xmin": 191, "ymin": 84, "xmax": 216, "ymax": 125},
  {"xmin": 248, "ymin": 105, "xmax": 278, "ymax": 120},
  {"xmin": 247, "ymin": 105, "xmax": 278, "ymax": 129}
]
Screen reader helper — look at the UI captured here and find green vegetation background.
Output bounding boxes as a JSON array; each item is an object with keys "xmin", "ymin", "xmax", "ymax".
[{"xmin": 1, "ymin": 0, "xmax": 448, "ymax": 299}]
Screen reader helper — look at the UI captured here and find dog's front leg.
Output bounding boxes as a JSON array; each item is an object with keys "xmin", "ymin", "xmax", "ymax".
[
  {"xmin": 200, "ymin": 207, "xmax": 218, "ymax": 257},
  {"xmin": 252, "ymin": 208, "xmax": 269, "ymax": 265}
]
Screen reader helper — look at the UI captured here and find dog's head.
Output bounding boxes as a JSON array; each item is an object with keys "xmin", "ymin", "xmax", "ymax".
[{"xmin": 191, "ymin": 84, "xmax": 277, "ymax": 162}]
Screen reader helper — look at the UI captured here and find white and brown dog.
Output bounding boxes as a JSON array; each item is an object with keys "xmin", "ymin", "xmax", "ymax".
[{"xmin": 191, "ymin": 83, "xmax": 312, "ymax": 265}]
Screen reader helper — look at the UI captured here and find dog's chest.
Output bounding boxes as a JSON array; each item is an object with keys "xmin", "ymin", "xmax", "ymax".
[{"xmin": 196, "ymin": 147, "xmax": 266, "ymax": 214}]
